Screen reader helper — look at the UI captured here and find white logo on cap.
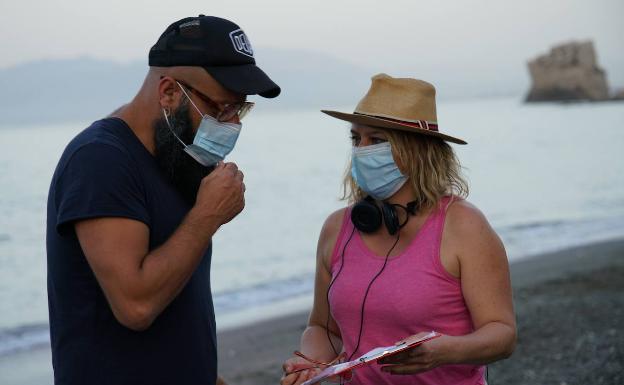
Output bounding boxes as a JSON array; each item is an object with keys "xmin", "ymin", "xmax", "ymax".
[
  {"xmin": 180, "ymin": 20, "xmax": 200, "ymax": 28},
  {"xmin": 229, "ymin": 29, "xmax": 254, "ymax": 58}
]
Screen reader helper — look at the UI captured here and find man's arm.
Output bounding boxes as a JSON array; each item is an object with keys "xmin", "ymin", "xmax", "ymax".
[{"xmin": 75, "ymin": 162, "xmax": 244, "ymax": 331}]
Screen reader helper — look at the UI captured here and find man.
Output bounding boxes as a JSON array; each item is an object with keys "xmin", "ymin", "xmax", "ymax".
[{"xmin": 46, "ymin": 15, "xmax": 280, "ymax": 385}]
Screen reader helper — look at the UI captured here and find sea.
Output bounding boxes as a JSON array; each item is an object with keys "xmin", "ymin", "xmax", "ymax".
[{"xmin": 0, "ymin": 97, "xmax": 623, "ymax": 357}]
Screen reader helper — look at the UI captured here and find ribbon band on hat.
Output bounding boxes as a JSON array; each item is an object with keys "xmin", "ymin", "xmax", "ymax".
[{"xmin": 353, "ymin": 112, "xmax": 439, "ymax": 132}]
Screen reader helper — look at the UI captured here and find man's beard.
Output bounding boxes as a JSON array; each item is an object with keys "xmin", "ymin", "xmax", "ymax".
[{"xmin": 154, "ymin": 101, "xmax": 213, "ymax": 205}]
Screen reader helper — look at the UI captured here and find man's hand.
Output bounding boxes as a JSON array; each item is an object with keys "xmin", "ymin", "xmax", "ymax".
[{"xmin": 192, "ymin": 162, "xmax": 245, "ymax": 235}]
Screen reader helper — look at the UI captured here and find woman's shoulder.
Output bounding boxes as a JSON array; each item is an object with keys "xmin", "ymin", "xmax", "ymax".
[
  {"xmin": 320, "ymin": 207, "xmax": 350, "ymax": 240},
  {"xmin": 444, "ymin": 198, "xmax": 492, "ymax": 237},
  {"xmin": 444, "ymin": 197, "xmax": 505, "ymax": 260},
  {"xmin": 317, "ymin": 207, "xmax": 350, "ymax": 266},
  {"xmin": 446, "ymin": 197, "xmax": 481, "ymax": 214}
]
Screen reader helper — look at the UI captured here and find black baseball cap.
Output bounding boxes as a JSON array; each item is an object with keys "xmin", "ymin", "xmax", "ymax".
[{"xmin": 149, "ymin": 15, "xmax": 280, "ymax": 98}]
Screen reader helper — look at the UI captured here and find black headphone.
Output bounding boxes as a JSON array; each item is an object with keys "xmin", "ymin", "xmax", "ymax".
[{"xmin": 350, "ymin": 196, "xmax": 418, "ymax": 235}]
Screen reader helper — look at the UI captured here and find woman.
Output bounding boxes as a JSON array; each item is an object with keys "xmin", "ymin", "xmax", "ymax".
[{"xmin": 280, "ymin": 74, "xmax": 516, "ymax": 385}]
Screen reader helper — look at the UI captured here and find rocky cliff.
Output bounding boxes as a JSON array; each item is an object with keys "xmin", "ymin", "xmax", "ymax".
[{"xmin": 526, "ymin": 41, "xmax": 610, "ymax": 102}]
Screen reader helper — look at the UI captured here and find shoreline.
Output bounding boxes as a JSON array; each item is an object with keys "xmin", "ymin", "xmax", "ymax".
[{"xmin": 1, "ymin": 237, "xmax": 623, "ymax": 385}]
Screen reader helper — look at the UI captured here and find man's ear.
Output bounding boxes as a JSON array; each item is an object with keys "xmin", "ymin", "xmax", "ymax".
[{"xmin": 158, "ymin": 76, "xmax": 182, "ymax": 110}]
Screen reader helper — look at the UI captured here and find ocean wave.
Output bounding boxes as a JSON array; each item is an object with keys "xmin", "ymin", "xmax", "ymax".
[
  {"xmin": 500, "ymin": 215, "xmax": 624, "ymax": 260},
  {"xmin": 0, "ymin": 323, "xmax": 49, "ymax": 357},
  {"xmin": 504, "ymin": 219, "xmax": 565, "ymax": 231},
  {"xmin": 213, "ymin": 273, "xmax": 314, "ymax": 313}
]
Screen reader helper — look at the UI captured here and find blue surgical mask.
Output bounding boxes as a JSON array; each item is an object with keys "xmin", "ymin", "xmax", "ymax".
[
  {"xmin": 163, "ymin": 83, "xmax": 242, "ymax": 167},
  {"xmin": 351, "ymin": 142, "xmax": 408, "ymax": 200},
  {"xmin": 184, "ymin": 114, "xmax": 241, "ymax": 166}
]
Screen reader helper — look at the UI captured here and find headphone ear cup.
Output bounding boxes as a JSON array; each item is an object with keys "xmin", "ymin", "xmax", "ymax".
[
  {"xmin": 351, "ymin": 199, "xmax": 382, "ymax": 233},
  {"xmin": 382, "ymin": 202, "xmax": 400, "ymax": 235}
]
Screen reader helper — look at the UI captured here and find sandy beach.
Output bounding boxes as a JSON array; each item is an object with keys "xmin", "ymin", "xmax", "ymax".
[{"xmin": 1, "ymin": 238, "xmax": 623, "ymax": 385}]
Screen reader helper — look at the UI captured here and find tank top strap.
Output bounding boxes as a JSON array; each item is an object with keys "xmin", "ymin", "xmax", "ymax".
[{"xmin": 429, "ymin": 195, "xmax": 457, "ymax": 260}]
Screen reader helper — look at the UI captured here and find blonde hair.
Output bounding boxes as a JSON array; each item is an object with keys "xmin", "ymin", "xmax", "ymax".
[{"xmin": 342, "ymin": 127, "xmax": 469, "ymax": 210}]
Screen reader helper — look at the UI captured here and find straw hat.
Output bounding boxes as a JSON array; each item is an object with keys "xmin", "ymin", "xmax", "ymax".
[{"xmin": 321, "ymin": 73, "xmax": 467, "ymax": 145}]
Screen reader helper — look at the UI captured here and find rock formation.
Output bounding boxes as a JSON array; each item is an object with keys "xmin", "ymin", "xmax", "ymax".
[
  {"xmin": 526, "ymin": 41, "xmax": 610, "ymax": 102},
  {"xmin": 613, "ymin": 89, "xmax": 624, "ymax": 101}
]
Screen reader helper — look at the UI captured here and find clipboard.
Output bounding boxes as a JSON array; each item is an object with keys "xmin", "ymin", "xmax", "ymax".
[{"xmin": 301, "ymin": 331, "xmax": 441, "ymax": 385}]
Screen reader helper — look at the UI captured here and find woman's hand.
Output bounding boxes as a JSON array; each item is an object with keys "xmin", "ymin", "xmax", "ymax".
[
  {"xmin": 280, "ymin": 356, "xmax": 321, "ymax": 385},
  {"xmin": 377, "ymin": 333, "xmax": 454, "ymax": 375}
]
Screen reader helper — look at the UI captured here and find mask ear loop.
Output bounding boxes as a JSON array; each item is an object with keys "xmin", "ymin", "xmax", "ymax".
[
  {"xmin": 162, "ymin": 107, "xmax": 188, "ymax": 148},
  {"xmin": 176, "ymin": 81, "xmax": 206, "ymax": 118}
]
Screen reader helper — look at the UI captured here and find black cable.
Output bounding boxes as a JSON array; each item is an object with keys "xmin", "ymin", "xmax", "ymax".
[
  {"xmin": 348, "ymin": 232, "xmax": 401, "ymax": 361},
  {"xmin": 325, "ymin": 226, "xmax": 356, "ymax": 356}
]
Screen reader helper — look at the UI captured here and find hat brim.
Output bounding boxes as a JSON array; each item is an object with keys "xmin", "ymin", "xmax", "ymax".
[
  {"xmin": 321, "ymin": 110, "xmax": 467, "ymax": 145},
  {"xmin": 204, "ymin": 64, "xmax": 281, "ymax": 98}
]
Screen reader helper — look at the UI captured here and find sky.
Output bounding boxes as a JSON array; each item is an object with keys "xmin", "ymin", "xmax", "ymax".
[{"xmin": 1, "ymin": 0, "xmax": 623, "ymax": 89}]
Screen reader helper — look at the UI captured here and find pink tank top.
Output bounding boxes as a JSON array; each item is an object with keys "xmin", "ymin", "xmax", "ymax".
[{"xmin": 328, "ymin": 196, "xmax": 485, "ymax": 385}]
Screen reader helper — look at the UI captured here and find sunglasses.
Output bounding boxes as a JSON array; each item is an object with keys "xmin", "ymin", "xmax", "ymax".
[{"xmin": 176, "ymin": 80, "xmax": 255, "ymax": 122}]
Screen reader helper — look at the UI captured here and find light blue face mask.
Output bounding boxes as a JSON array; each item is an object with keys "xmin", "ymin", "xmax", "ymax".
[
  {"xmin": 163, "ymin": 82, "xmax": 242, "ymax": 167},
  {"xmin": 351, "ymin": 142, "xmax": 408, "ymax": 200}
]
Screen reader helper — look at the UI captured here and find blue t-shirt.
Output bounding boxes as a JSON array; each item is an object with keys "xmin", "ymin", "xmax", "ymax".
[{"xmin": 46, "ymin": 118, "xmax": 217, "ymax": 385}]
